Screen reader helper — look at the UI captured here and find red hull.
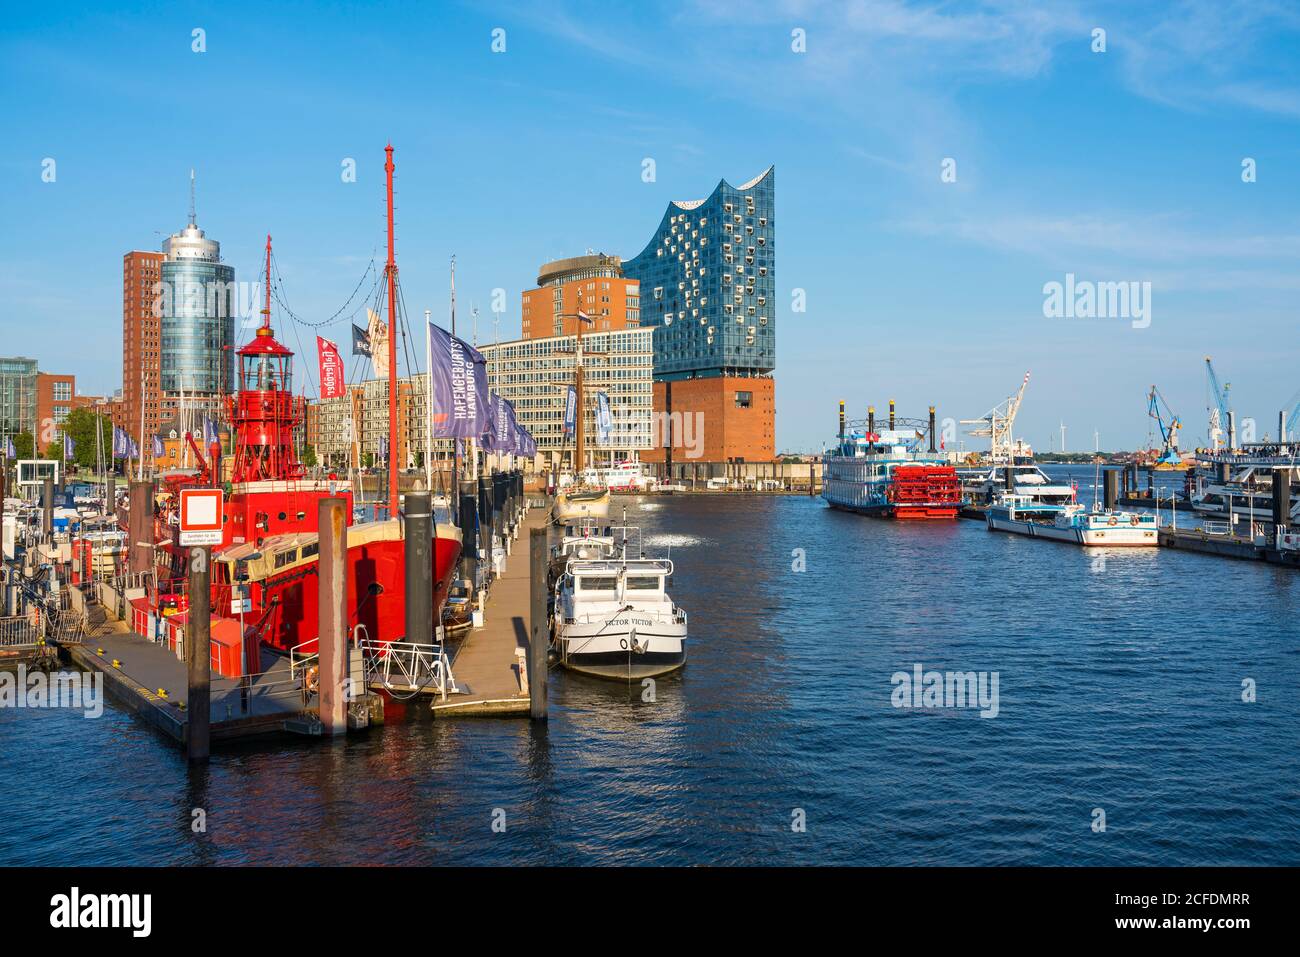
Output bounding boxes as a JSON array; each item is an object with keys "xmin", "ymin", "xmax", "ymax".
[{"xmin": 233, "ymin": 526, "xmax": 463, "ymax": 654}]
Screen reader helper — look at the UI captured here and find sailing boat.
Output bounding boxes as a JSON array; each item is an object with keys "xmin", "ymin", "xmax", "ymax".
[{"xmin": 552, "ymin": 308, "xmax": 610, "ymax": 522}]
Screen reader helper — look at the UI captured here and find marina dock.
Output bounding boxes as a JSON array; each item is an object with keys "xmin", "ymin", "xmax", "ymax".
[
  {"xmin": 429, "ymin": 506, "xmax": 548, "ymax": 717},
  {"xmin": 64, "ymin": 600, "xmax": 323, "ymax": 745}
]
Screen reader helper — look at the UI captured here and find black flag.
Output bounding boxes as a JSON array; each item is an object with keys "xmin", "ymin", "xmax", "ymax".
[{"xmin": 351, "ymin": 323, "xmax": 372, "ymax": 357}]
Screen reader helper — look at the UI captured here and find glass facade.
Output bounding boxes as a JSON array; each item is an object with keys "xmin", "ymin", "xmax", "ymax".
[
  {"xmin": 0, "ymin": 356, "xmax": 38, "ymax": 439},
  {"xmin": 622, "ymin": 167, "xmax": 775, "ymax": 381},
  {"xmin": 159, "ymin": 257, "xmax": 236, "ymax": 398}
]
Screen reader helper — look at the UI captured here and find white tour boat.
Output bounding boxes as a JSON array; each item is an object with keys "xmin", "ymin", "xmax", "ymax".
[
  {"xmin": 551, "ymin": 530, "xmax": 688, "ymax": 680},
  {"xmin": 986, "ymin": 493, "xmax": 1158, "ymax": 546}
]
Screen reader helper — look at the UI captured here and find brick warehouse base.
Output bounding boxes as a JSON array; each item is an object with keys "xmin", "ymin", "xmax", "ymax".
[{"xmin": 642, "ymin": 375, "xmax": 775, "ymax": 465}]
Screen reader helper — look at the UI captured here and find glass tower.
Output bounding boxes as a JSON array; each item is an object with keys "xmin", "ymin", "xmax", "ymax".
[
  {"xmin": 622, "ymin": 167, "xmax": 774, "ymax": 380},
  {"xmin": 159, "ymin": 220, "xmax": 236, "ymax": 411},
  {"xmin": 0, "ymin": 356, "xmax": 38, "ymax": 441}
]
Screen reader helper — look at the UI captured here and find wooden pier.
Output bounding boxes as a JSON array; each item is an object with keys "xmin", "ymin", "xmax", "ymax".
[{"xmin": 429, "ymin": 506, "xmax": 549, "ymax": 718}]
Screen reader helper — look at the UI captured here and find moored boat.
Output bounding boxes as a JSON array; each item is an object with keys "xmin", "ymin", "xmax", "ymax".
[
  {"xmin": 553, "ymin": 487, "xmax": 611, "ymax": 523},
  {"xmin": 551, "ymin": 527, "xmax": 687, "ymax": 680},
  {"xmin": 985, "ymin": 493, "xmax": 1158, "ymax": 546},
  {"xmin": 822, "ymin": 401, "xmax": 959, "ymax": 520}
]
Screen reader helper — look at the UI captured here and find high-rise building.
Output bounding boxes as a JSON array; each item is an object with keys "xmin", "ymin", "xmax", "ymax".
[
  {"xmin": 122, "ymin": 249, "xmax": 165, "ymax": 451},
  {"xmin": 0, "ymin": 356, "xmax": 38, "ymax": 444},
  {"xmin": 621, "ymin": 167, "xmax": 775, "ymax": 465},
  {"xmin": 481, "ymin": 327, "xmax": 654, "ymax": 470},
  {"xmin": 158, "ymin": 186, "xmax": 236, "ymax": 430},
  {"xmin": 521, "ymin": 253, "xmax": 641, "ymax": 339}
]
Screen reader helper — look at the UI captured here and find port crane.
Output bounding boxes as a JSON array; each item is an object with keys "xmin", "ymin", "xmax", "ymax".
[
  {"xmin": 1280, "ymin": 386, "xmax": 1300, "ymax": 443},
  {"xmin": 962, "ymin": 371, "xmax": 1031, "ymax": 464},
  {"xmin": 1146, "ymin": 385, "xmax": 1182, "ymax": 466},
  {"xmin": 1204, "ymin": 356, "xmax": 1231, "ymax": 450}
]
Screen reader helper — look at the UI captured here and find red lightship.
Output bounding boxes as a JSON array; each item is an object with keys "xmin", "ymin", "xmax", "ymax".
[{"xmin": 148, "ymin": 154, "xmax": 461, "ymax": 672}]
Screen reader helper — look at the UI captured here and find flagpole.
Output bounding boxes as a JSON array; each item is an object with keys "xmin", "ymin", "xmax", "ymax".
[
  {"xmin": 449, "ymin": 254, "xmax": 460, "ymax": 499},
  {"xmin": 424, "ymin": 309, "xmax": 434, "ymax": 496}
]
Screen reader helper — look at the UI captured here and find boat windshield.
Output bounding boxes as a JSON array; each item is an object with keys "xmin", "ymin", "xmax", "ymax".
[
  {"xmin": 579, "ymin": 576, "xmax": 618, "ymax": 591},
  {"xmin": 626, "ymin": 576, "xmax": 661, "ymax": 590}
]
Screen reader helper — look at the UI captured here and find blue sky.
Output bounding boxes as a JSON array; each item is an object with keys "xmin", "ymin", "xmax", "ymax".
[{"xmin": 2, "ymin": 0, "xmax": 1298, "ymax": 452}]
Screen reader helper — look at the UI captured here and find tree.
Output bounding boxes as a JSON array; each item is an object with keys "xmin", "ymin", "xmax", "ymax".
[
  {"xmin": 10, "ymin": 432, "xmax": 35, "ymax": 460},
  {"xmin": 302, "ymin": 446, "xmax": 318, "ymax": 468},
  {"xmin": 58, "ymin": 407, "xmax": 115, "ymax": 470}
]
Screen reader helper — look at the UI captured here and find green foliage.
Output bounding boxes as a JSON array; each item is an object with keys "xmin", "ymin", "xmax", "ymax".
[
  {"xmin": 10, "ymin": 432, "xmax": 35, "ymax": 460},
  {"xmin": 57, "ymin": 408, "xmax": 115, "ymax": 469},
  {"xmin": 302, "ymin": 446, "xmax": 318, "ymax": 468}
]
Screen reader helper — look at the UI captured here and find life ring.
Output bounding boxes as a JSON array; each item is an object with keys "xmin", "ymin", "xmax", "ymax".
[
  {"xmin": 1130, "ymin": 515, "xmax": 1140, "ymax": 526},
  {"xmin": 305, "ymin": 666, "xmax": 320, "ymax": 694},
  {"xmin": 1108, "ymin": 516, "xmax": 1118, "ymax": 526}
]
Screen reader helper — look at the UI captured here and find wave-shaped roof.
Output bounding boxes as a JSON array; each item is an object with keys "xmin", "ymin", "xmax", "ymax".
[{"xmin": 670, "ymin": 165, "xmax": 773, "ymax": 210}]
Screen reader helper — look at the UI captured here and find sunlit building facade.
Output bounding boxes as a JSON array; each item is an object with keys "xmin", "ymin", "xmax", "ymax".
[{"xmin": 621, "ymin": 167, "xmax": 776, "ymax": 464}]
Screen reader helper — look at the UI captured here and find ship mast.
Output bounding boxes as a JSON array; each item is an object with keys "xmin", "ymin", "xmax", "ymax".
[
  {"xmin": 262, "ymin": 234, "xmax": 272, "ymax": 330},
  {"xmin": 384, "ymin": 144, "xmax": 399, "ymax": 517}
]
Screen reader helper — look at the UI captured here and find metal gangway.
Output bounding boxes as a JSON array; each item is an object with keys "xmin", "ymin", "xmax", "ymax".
[{"xmin": 289, "ymin": 627, "xmax": 458, "ymax": 703}]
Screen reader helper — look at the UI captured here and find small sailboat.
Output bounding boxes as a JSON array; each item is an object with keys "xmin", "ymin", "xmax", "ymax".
[{"xmin": 552, "ymin": 487, "xmax": 611, "ymax": 523}]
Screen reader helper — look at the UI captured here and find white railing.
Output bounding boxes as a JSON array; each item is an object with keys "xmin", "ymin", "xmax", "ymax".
[
  {"xmin": 1201, "ymin": 521, "xmax": 1231, "ymax": 536},
  {"xmin": 359, "ymin": 638, "xmax": 456, "ymax": 701},
  {"xmin": 0, "ymin": 617, "xmax": 40, "ymax": 647}
]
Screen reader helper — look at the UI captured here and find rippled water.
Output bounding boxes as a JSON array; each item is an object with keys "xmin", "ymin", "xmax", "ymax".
[{"xmin": 3, "ymin": 487, "xmax": 1298, "ymax": 865}]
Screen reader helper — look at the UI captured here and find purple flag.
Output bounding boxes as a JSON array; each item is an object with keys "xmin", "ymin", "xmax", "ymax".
[{"xmin": 428, "ymin": 319, "xmax": 489, "ymax": 439}]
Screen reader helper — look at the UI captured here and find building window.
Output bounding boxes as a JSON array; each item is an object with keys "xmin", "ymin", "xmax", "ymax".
[{"xmin": 735, "ymin": 392, "xmax": 753, "ymax": 409}]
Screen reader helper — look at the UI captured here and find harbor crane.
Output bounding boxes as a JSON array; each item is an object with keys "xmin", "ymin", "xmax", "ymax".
[
  {"xmin": 1204, "ymin": 356, "xmax": 1232, "ymax": 450},
  {"xmin": 1146, "ymin": 385, "xmax": 1183, "ymax": 466},
  {"xmin": 1280, "ymin": 385, "xmax": 1300, "ymax": 442},
  {"xmin": 962, "ymin": 371, "xmax": 1030, "ymax": 464}
]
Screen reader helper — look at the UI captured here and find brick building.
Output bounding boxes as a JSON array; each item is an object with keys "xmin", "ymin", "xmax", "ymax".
[{"xmin": 521, "ymin": 254, "xmax": 641, "ymax": 339}]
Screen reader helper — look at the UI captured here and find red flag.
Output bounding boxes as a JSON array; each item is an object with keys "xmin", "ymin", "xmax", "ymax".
[{"xmin": 317, "ymin": 336, "xmax": 346, "ymax": 399}]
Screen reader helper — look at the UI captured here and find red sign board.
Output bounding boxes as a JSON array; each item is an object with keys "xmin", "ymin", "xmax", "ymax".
[{"xmin": 179, "ymin": 488, "xmax": 224, "ymax": 546}]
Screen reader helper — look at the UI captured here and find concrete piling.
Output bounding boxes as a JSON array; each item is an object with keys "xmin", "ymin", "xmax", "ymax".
[
  {"xmin": 41, "ymin": 477, "xmax": 53, "ymax": 538},
  {"xmin": 404, "ymin": 488, "xmax": 432, "ymax": 645},
  {"xmin": 1104, "ymin": 469, "xmax": 1119, "ymax": 511},
  {"xmin": 186, "ymin": 545, "xmax": 211, "ymax": 763},
  {"xmin": 318, "ymin": 497, "xmax": 348, "ymax": 736},
  {"xmin": 528, "ymin": 526, "xmax": 548, "ymax": 721},
  {"xmin": 459, "ymin": 479, "xmax": 479, "ymax": 591},
  {"xmin": 128, "ymin": 481, "xmax": 153, "ymax": 574}
]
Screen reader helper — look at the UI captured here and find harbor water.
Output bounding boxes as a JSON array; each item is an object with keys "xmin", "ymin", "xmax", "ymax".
[{"xmin": 3, "ymin": 478, "xmax": 1298, "ymax": 865}]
